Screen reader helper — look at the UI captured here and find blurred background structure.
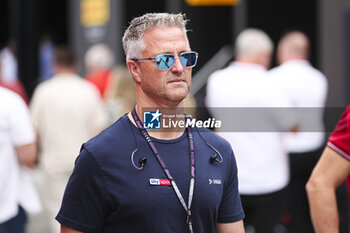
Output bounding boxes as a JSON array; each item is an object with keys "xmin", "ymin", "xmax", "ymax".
[{"xmin": 0, "ymin": 0, "xmax": 349, "ymax": 107}]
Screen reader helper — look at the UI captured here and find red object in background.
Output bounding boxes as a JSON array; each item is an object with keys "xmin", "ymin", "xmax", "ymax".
[
  {"xmin": 0, "ymin": 80, "xmax": 29, "ymax": 105},
  {"xmin": 327, "ymin": 104, "xmax": 350, "ymax": 222},
  {"xmin": 85, "ymin": 70, "xmax": 111, "ymax": 99},
  {"xmin": 328, "ymin": 105, "xmax": 350, "ymax": 160}
]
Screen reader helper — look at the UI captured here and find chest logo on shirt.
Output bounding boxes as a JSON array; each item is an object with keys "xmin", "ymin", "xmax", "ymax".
[
  {"xmin": 209, "ymin": 179, "xmax": 222, "ymax": 185},
  {"xmin": 149, "ymin": 178, "xmax": 171, "ymax": 186}
]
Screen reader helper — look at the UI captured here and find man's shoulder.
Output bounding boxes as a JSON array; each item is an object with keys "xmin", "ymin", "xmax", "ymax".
[
  {"xmin": 31, "ymin": 78, "xmax": 58, "ymax": 95},
  {"xmin": 269, "ymin": 62, "xmax": 297, "ymax": 76},
  {"xmin": 0, "ymin": 86, "xmax": 19, "ymax": 98},
  {"xmin": 0, "ymin": 86, "xmax": 26, "ymax": 107},
  {"xmin": 35, "ymin": 74, "xmax": 100, "ymax": 97},
  {"xmin": 208, "ymin": 66, "xmax": 234, "ymax": 81},
  {"xmin": 65, "ymin": 74, "xmax": 101, "ymax": 95},
  {"xmin": 206, "ymin": 66, "xmax": 238, "ymax": 94},
  {"xmin": 270, "ymin": 61, "xmax": 326, "ymax": 77},
  {"xmin": 75, "ymin": 75, "xmax": 100, "ymax": 91},
  {"xmin": 84, "ymin": 115, "xmax": 132, "ymax": 154}
]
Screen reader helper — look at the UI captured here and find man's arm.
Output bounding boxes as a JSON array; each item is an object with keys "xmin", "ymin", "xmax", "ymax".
[
  {"xmin": 216, "ymin": 221, "xmax": 245, "ymax": 233},
  {"xmin": 306, "ymin": 146, "xmax": 350, "ymax": 233},
  {"xmin": 61, "ymin": 225, "xmax": 83, "ymax": 233},
  {"xmin": 15, "ymin": 142, "xmax": 37, "ymax": 168}
]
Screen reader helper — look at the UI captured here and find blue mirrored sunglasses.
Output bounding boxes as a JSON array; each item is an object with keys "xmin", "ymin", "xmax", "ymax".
[{"xmin": 131, "ymin": 52, "xmax": 199, "ymax": 70}]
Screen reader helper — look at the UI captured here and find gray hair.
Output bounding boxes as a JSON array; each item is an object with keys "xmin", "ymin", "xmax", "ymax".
[
  {"xmin": 84, "ymin": 43, "xmax": 115, "ymax": 72},
  {"xmin": 235, "ymin": 28, "xmax": 273, "ymax": 56},
  {"xmin": 122, "ymin": 12, "xmax": 189, "ymax": 61}
]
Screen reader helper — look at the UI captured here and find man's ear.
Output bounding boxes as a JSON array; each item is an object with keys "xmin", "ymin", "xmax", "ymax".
[{"xmin": 127, "ymin": 60, "xmax": 142, "ymax": 83}]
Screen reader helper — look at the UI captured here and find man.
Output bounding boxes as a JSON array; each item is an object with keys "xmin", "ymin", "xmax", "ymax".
[
  {"xmin": 84, "ymin": 43, "xmax": 115, "ymax": 99},
  {"xmin": 0, "ymin": 48, "xmax": 29, "ymax": 104},
  {"xmin": 0, "ymin": 41, "xmax": 17, "ymax": 84},
  {"xmin": 30, "ymin": 46, "xmax": 107, "ymax": 233},
  {"xmin": 206, "ymin": 28, "xmax": 297, "ymax": 232},
  {"xmin": 56, "ymin": 13, "xmax": 245, "ymax": 233},
  {"xmin": 0, "ymin": 87, "xmax": 41, "ymax": 233},
  {"xmin": 269, "ymin": 31, "xmax": 328, "ymax": 232},
  {"xmin": 306, "ymin": 104, "xmax": 350, "ymax": 233}
]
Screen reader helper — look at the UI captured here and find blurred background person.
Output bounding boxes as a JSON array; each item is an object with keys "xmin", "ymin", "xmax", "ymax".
[
  {"xmin": 206, "ymin": 28, "xmax": 298, "ymax": 233},
  {"xmin": 30, "ymin": 45, "xmax": 107, "ymax": 233},
  {"xmin": 0, "ymin": 41, "xmax": 28, "ymax": 104},
  {"xmin": 269, "ymin": 30, "xmax": 328, "ymax": 233},
  {"xmin": 84, "ymin": 43, "xmax": 115, "ymax": 100},
  {"xmin": 0, "ymin": 40, "xmax": 17, "ymax": 84},
  {"xmin": 306, "ymin": 104, "xmax": 350, "ymax": 233},
  {"xmin": 0, "ymin": 86, "xmax": 41, "ymax": 233},
  {"xmin": 184, "ymin": 93, "xmax": 197, "ymax": 119},
  {"xmin": 38, "ymin": 34, "xmax": 55, "ymax": 82},
  {"xmin": 103, "ymin": 65, "xmax": 136, "ymax": 124}
]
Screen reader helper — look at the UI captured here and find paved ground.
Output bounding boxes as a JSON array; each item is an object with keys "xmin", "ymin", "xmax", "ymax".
[
  {"xmin": 27, "ymin": 211, "xmax": 51, "ymax": 233},
  {"xmin": 26, "ymin": 170, "xmax": 53, "ymax": 233}
]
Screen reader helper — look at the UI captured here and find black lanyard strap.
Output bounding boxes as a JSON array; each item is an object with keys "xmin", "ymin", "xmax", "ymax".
[{"xmin": 131, "ymin": 108, "xmax": 195, "ymax": 233}]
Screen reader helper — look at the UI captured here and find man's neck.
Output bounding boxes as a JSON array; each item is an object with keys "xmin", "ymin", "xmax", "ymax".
[{"xmin": 128, "ymin": 102, "xmax": 186, "ymax": 140}]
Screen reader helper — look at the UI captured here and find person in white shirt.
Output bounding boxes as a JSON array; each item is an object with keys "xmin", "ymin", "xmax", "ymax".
[
  {"xmin": 206, "ymin": 28, "xmax": 297, "ymax": 233},
  {"xmin": 30, "ymin": 46, "xmax": 107, "ymax": 233},
  {"xmin": 0, "ymin": 87, "xmax": 41, "ymax": 233},
  {"xmin": 269, "ymin": 30, "xmax": 328, "ymax": 232}
]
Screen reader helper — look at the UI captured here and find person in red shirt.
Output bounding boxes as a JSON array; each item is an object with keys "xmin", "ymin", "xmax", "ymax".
[
  {"xmin": 84, "ymin": 43, "xmax": 115, "ymax": 99},
  {"xmin": 306, "ymin": 104, "xmax": 350, "ymax": 233}
]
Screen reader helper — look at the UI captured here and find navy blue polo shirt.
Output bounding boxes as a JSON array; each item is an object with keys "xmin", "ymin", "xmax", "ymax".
[{"xmin": 56, "ymin": 115, "xmax": 244, "ymax": 233}]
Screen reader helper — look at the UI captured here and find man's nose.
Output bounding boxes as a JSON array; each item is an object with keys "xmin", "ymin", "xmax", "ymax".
[{"xmin": 171, "ymin": 56, "xmax": 184, "ymax": 72}]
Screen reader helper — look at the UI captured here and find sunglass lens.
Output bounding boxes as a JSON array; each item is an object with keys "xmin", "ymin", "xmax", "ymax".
[
  {"xmin": 156, "ymin": 55, "xmax": 175, "ymax": 70},
  {"xmin": 180, "ymin": 53, "xmax": 197, "ymax": 68}
]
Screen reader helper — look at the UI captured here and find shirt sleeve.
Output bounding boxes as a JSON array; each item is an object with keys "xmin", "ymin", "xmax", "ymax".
[
  {"xmin": 327, "ymin": 105, "xmax": 350, "ymax": 160},
  {"xmin": 56, "ymin": 147, "xmax": 112, "ymax": 233},
  {"xmin": 217, "ymin": 149, "xmax": 245, "ymax": 223},
  {"xmin": 9, "ymin": 92, "xmax": 35, "ymax": 146}
]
